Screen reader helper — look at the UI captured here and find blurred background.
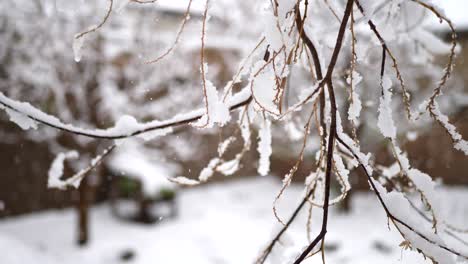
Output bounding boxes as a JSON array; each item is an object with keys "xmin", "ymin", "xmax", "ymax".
[{"xmin": 0, "ymin": 0, "xmax": 467, "ymax": 263}]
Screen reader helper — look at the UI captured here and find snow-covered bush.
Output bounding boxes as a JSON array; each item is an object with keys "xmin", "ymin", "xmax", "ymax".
[{"xmin": 1, "ymin": 0, "xmax": 467, "ymax": 262}]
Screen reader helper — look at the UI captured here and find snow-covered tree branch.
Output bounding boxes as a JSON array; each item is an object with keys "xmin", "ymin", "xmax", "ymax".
[{"xmin": 1, "ymin": 0, "xmax": 467, "ymax": 262}]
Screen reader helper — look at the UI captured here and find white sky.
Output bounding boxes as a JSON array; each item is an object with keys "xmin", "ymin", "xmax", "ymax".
[{"xmin": 427, "ymin": 0, "xmax": 468, "ymax": 30}]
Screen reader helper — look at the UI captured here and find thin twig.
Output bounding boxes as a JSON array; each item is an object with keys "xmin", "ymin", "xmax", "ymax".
[{"xmin": 75, "ymin": 0, "xmax": 114, "ymax": 40}]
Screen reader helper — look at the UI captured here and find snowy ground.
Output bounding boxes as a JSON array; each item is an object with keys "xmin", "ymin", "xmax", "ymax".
[{"xmin": 0, "ymin": 178, "xmax": 467, "ymax": 264}]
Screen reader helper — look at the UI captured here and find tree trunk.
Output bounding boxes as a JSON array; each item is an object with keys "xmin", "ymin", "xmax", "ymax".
[{"xmin": 77, "ymin": 177, "xmax": 90, "ymax": 246}]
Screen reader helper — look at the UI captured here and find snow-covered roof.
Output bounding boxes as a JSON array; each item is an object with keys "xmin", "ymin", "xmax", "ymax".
[
  {"xmin": 154, "ymin": 0, "xmax": 205, "ymax": 15},
  {"xmin": 108, "ymin": 142, "xmax": 179, "ymax": 196},
  {"xmin": 426, "ymin": 0, "xmax": 468, "ymax": 31},
  {"xmin": 154, "ymin": 0, "xmax": 468, "ymax": 32}
]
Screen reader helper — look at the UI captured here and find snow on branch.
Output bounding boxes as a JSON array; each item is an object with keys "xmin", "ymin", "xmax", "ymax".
[
  {"xmin": 3, "ymin": 0, "xmax": 468, "ymax": 263},
  {"xmin": 0, "ymin": 89, "xmax": 251, "ymax": 140},
  {"xmin": 48, "ymin": 151, "xmax": 79, "ymax": 189},
  {"xmin": 48, "ymin": 145, "xmax": 116, "ymax": 190},
  {"xmin": 257, "ymin": 118, "xmax": 272, "ymax": 176}
]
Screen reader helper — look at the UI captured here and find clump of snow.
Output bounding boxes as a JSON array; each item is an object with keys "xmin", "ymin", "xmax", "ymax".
[
  {"xmin": 4, "ymin": 108, "xmax": 38, "ymax": 130},
  {"xmin": 333, "ymin": 154, "xmax": 351, "ymax": 194},
  {"xmin": 347, "ymin": 98, "xmax": 361, "ymax": 125},
  {"xmin": 137, "ymin": 127, "xmax": 173, "ymax": 141},
  {"xmin": 262, "ymin": 12, "xmax": 283, "ymax": 52},
  {"xmin": 217, "ymin": 136, "xmax": 235, "ymax": 156},
  {"xmin": 169, "ymin": 176, "xmax": 200, "ymax": 186},
  {"xmin": 72, "ymin": 35, "xmax": 85, "ymax": 62},
  {"xmin": 250, "ymin": 61, "xmax": 280, "ymax": 115},
  {"xmin": 195, "ymin": 63, "xmax": 235, "ymax": 128},
  {"xmin": 454, "ymin": 140, "xmax": 468, "ymax": 155},
  {"xmin": 48, "ymin": 151, "xmax": 79, "ymax": 189},
  {"xmin": 52, "ymin": 144, "xmax": 119, "ymax": 190},
  {"xmin": 393, "ymin": 146, "xmax": 411, "ymax": 173},
  {"xmin": 379, "ymin": 162, "xmax": 401, "ymax": 179},
  {"xmin": 336, "ymin": 113, "xmax": 373, "ymax": 175},
  {"xmin": 204, "ymin": 79, "xmax": 231, "ymax": 126},
  {"xmin": 377, "ymin": 75, "xmax": 396, "ymax": 139},
  {"xmin": 108, "ymin": 115, "xmax": 141, "ymax": 135},
  {"xmin": 257, "ymin": 119, "xmax": 272, "ymax": 176},
  {"xmin": 347, "ymin": 71, "xmax": 363, "ymax": 124},
  {"xmin": 261, "ymin": 0, "xmax": 295, "ymax": 53},
  {"xmin": 216, "ymin": 158, "xmax": 240, "ymax": 176},
  {"xmin": 429, "ymin": 102, "xmax": 468, "ymax": 155},
  {"xmin": 199, "ymin": 158, "xmax": 220, "ymax": 182}
]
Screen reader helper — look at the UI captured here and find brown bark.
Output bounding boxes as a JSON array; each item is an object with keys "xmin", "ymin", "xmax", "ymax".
[{"xmin": 77, "ymin": 176, "xmax": 90, "ymax": 246}]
